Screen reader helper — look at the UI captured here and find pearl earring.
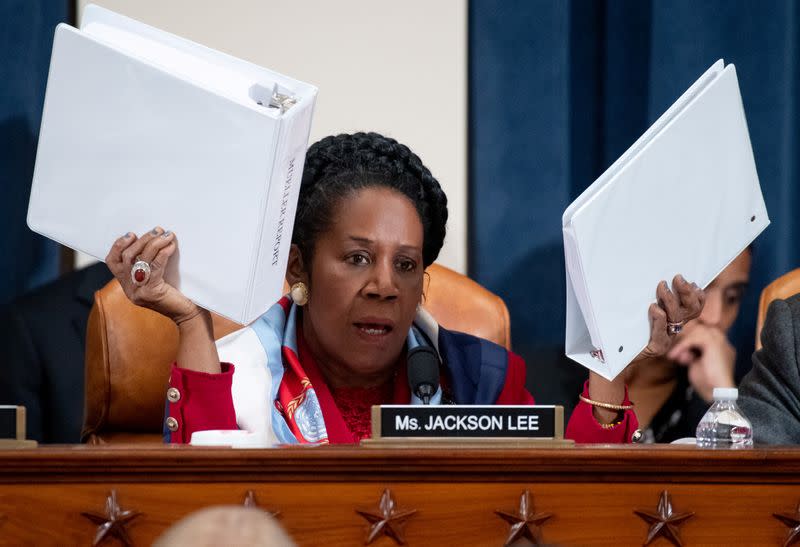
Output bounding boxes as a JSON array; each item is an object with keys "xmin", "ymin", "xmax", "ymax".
[{"xmin": 290, "ymin": 282, "xmax": 309, "ymax": 306}]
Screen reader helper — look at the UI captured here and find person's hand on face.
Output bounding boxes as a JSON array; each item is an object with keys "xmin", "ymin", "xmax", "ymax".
[
  {"xmin": 105, "ymin": 227, "xmax": 201, "ymax": 324},
  {"xmin": 664, "ymin": 249, "xmax": 751, "ymax": 402},
  {"xmin": 667, "ymin": 323, "xmax": 735, "ymax": 402}
]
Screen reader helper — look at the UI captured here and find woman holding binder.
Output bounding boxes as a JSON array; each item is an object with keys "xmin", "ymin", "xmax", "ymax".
[{"xmin": 105, "ymin": 132, "xmax": 704, "ymax": 445}]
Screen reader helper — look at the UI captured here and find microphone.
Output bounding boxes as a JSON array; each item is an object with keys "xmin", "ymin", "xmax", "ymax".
[{"xmin": 407, "ymin": 346, "xmax": 439, "ymax": 405}]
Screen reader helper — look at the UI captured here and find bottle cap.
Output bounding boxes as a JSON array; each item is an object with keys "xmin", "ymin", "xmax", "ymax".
[{"xmin": 712, "ymin": 387, "xmax": 738, "ymax": 400}]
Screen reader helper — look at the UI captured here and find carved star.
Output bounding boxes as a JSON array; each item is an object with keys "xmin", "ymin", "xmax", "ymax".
[
  {"xmin": 634, "ymin": 490, "xmax": 694, "ymax": 546},
  {"xmin": 495, "ymin": 490, "xmax": 553, "ymax": 546},
  {"xmin": 243, "ymin": 490, "xmax": 280, "ymax": 517},
  {"xmin": 773, "ymin": 502, "xmax": 800, "ymax": 547},
  {"xmin": 81, "ymin": 490, "xmax": 141, "ymax": 546},
  {"xmin": 355, "ymin": 489, "xmax": 417, "ymax": 545}
]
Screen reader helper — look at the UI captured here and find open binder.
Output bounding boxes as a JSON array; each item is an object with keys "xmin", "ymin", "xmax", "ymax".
[
  {"xmin": 28, "ymin": 5, "xmax": 317, "ymax": 324},
  {"xmin": 562, "ymin": 60, "xmax": 769, "ymax": 380}
]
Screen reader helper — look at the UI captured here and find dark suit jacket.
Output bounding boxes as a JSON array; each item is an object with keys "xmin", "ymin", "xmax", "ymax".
[
  {"xmin": 739, "ymin": 294, "xmax": 800, "ymax": 444},
  {"xmin": 0, "ymin": 263, "xmax": 112, "ymax": 443}
]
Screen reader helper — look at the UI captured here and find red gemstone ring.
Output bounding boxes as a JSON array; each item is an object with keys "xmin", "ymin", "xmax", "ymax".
[{"xmin": 131, "ymin": 259, "xmax": 151, "ymax": 286}]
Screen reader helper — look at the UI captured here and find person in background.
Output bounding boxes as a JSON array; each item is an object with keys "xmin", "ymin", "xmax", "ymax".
[
  {"xmin": 623, "ymin": 249, "xmax": 752, "ymax": 442},
  {"xmin": 739, "ymin": 290, "xmax": 800, "ymax": 444},
  {"xmin": 153, "ymin": 506, "xmax": 295, "ymax": 547},
  {"xmin": 0, "ymin": 262, "xmax": 112, "ymax": 442}
]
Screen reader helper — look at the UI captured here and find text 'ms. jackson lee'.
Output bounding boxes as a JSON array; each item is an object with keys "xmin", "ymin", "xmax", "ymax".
[{"xmin": 375, "ymin": 405, "xmax": 563, "ymax": 439}]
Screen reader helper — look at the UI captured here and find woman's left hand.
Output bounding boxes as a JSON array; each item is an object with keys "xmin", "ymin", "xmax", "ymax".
[
  {"xmin": 636, "ymin": 274, "xmax": 705, "ymax": 362},
  {"xmin": 588, "ymin": 274, "xmax": 705, "ymax": 425}
]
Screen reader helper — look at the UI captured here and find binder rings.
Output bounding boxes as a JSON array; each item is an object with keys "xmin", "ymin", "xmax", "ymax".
[
  {"xmin": 28, "ymin": 5, "xmax": 318, "ymax": 324},
  {"xmin": 562, "ymin": 60, "xmax": 769, "ymax": 380}
]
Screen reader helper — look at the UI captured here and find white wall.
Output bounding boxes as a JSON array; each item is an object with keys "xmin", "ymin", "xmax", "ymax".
[{"xmin": 75, "ymin": 0, "xmax": 467, "ymax": 272}]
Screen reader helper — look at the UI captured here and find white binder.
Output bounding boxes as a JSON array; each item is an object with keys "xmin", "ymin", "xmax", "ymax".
[
  {"xmin": 562, "ymin": 60, "xmax": 769, "ymax": 380},
  {"xmin": 27, "ymin": 5, "xmax": 317, "ymax": 324}
]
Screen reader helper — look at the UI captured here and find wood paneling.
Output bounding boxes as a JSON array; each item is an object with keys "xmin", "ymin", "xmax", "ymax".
[{"xmin": 0, "ymin": 445, "xmax": 798, "ymax": 545}]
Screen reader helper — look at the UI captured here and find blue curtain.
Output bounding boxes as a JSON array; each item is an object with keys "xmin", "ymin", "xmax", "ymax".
[
  {"xmin": 0, "ymin": 1, "xmax": 71, "ymax": 306},
  {"xmin": 470, "ymin": 0, "xmax": 800, "ymax": 401}
]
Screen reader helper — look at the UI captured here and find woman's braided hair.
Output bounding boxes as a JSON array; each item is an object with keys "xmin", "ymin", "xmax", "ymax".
[{"xmin": 293, "ymin": 132, "xmax": 448, "ymax": 267}]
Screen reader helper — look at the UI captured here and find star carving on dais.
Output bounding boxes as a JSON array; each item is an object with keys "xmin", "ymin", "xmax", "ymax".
[
  {"xmin": 495, "ymin": 490, "xmax": 553, "ymax": 546},
  {"xmin": 242, "ymin": 490, "xmax": 280, "ymax": 517},
  {"xmin": 633, "ymin": 490, "xmax": 694, "ymax": 547},
  {"xmin": 80, "ymin": 490, "xmax": 141, "ymax": 546},
  {"xmin": 355, "ymin": 489, "xmax": 417, "ymax": 545},
  {"xmin": 773, "ymin": 502, "xmax": 800, "ymax": 547}
]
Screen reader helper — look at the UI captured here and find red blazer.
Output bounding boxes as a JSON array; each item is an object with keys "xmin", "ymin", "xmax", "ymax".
[{"xmin": 164, "ymin": 350, "xmax": 638, "ymax": 445}]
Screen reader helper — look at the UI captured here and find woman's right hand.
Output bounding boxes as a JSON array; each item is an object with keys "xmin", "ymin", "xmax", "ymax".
[{"xmin": 106, "ymin": 227, "xmax": 201, "ymax": 325}]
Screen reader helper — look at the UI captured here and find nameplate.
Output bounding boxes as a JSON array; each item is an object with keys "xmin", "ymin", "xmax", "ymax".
[
  {"xmin": 0, "ymin": 406, "xmax": 26, "ymax": 441},
  {"xmin": 371, "ymin": 405, "xmax": 563, "ymax": 439}
]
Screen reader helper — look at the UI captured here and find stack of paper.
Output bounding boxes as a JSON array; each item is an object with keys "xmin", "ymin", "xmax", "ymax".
[
  {"xmin": 28, "ymin": 5, "xmax": 318, "ymax": 324},
  {"xmin": 563, "ymin": 60, "xmax": 769, "ymax": 380}
]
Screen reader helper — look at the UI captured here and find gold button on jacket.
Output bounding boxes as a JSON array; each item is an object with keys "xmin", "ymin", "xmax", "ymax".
[
  {"xmin": 167, "ymin": 387, "xmax": 181, "ymax": 403},
  {"xmin": 166, "ymin": 417, "xmax": 179, "ymax": 432}
]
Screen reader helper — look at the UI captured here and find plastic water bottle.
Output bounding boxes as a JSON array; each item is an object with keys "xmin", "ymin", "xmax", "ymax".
[{"xmin": 696, "ymin": 387, "xmax": 753, "ymax": 448}]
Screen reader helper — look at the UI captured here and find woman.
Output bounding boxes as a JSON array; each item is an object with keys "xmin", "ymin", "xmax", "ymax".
[
  {"xmin": 105, "ymin": 132, "xmax": 704, "ymax": 445},
  {"xmin": 624, "ymin": 249, "xmax": 751, "ymax": 443}
]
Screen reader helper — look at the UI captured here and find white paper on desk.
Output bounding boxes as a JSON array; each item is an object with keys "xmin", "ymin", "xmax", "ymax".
[
  {"xmin": 27, "ymin": 5, "xmax": 317, "ymax": 324},
  {"xmin": 562, "ymin": 59, "xmax": 769, "ymax": 380}
]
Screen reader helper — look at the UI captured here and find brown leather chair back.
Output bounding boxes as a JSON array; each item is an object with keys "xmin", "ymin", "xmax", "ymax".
[
  {"xmin": 755, "ymin": 268, "xmax": 800, "ymax": 350},
  {"xmin": 82, "ymin": 263, "xmax": 511, "ymax": 443}
]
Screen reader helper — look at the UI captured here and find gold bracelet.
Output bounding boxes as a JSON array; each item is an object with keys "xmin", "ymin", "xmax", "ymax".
[{"xmin": 579, "ymin": 394, "xmax": 634, "ymax": 411}]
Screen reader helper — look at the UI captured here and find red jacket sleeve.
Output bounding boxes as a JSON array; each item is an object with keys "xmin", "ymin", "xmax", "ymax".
[
  {"xmin": 565, "ymin": 380, "xmax": 639, "ymax": 443},
  {"xmin": 165, "ymin": 362, "xmax": 238, "ymax": 444},
  {"xmin": 497, "ymin": 354, "xmax": 637, "ymax": 443}
]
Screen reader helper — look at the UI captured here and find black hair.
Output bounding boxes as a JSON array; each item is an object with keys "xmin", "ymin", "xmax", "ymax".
[{"xmin": 293, "ymin": 132, "xmax": 448, "ymax": 267}]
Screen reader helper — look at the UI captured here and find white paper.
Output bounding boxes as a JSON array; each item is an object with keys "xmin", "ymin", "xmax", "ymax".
[
  {"xmin": 27, "ymin": 5, "xmax": 317, "ymax": 324},
  {"xmin": 562, "ymin": 60, "xmax": 769, "ymax": 380}
]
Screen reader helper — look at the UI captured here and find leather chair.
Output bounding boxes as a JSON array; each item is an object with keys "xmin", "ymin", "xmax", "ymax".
[
  {"xmin": 82, "ymin": 263, "xmax": 511, "ymax": 443},
  {"xmin": 755, "ymin": 268, "xmax": 800, "ymax": 351}
]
